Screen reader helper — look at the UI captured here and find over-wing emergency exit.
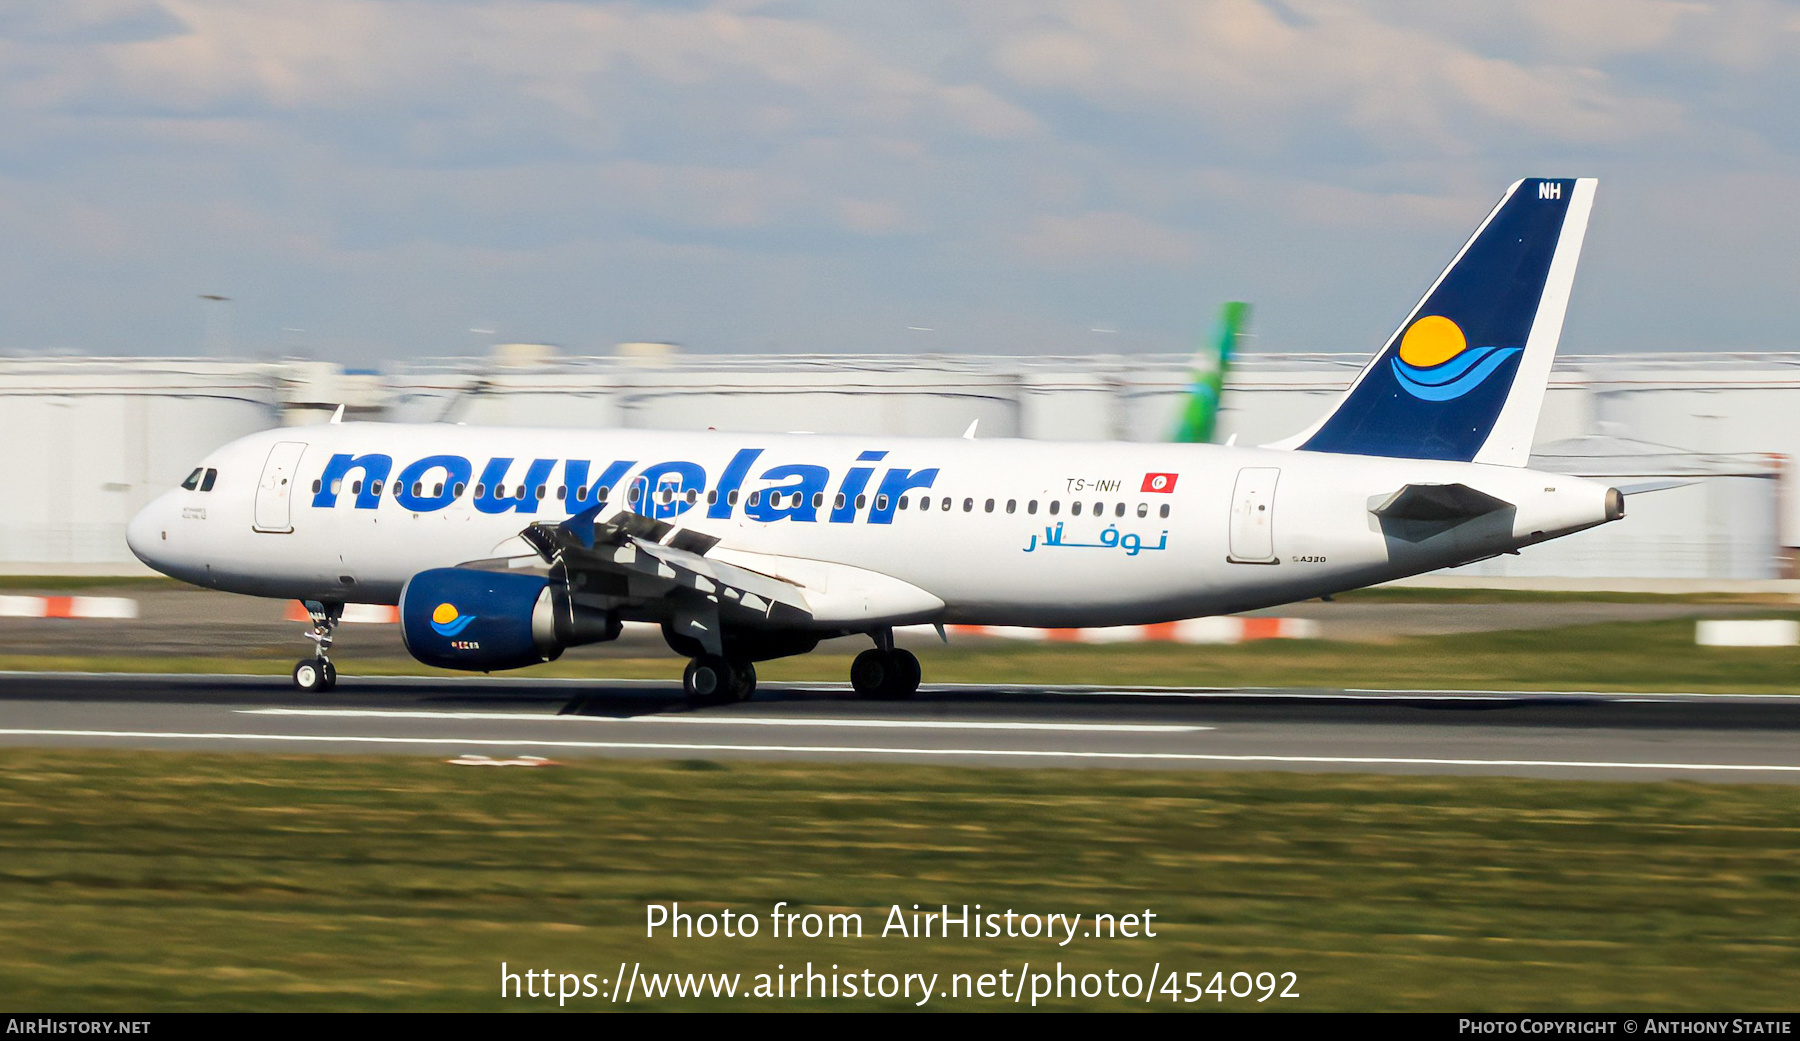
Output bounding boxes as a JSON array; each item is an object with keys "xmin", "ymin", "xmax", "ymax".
[{"xmin": 128, "ymin": 178, "xmax": 1617, "ymax": 702}]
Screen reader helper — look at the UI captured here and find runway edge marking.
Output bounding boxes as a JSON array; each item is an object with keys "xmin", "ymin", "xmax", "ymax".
[
  {"xmin": 3, "ymin": 728, "xmax": 1800, "ymax": 773},
  {"xmin": 238, "ymin": 708, "xmax": 1210, "ymax": 733}
]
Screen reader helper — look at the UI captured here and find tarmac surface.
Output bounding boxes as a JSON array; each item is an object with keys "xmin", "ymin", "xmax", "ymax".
[
  {"xmin": 4, "ymin": 671, "xmax": 1799, "ymax": 784},
  {"xmin": 0, "ymin": 585, "xmax": 1774, "ymax": 658}
]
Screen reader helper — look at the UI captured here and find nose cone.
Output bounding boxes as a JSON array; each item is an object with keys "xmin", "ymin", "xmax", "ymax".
[{"xmin": 126, "ymin": 493, "xmax": 174, "ymax": 574}]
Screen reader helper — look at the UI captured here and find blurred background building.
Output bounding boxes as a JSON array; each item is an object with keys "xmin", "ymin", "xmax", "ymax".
[{"xmin": 5, "ymin": 347, "xmax": 1793, "ymax": 580}]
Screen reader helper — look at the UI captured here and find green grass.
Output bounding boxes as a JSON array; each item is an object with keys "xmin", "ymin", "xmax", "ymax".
[
  {"xmin": 6, "ymin": 614, "xmax": 1800, "ymax": 693},
  {"xmin": 0, "ymin": 576, "xmax": 181, "ymax": 591},
  {"xmin": 1, "ymin": 750, "xmax": 1796, "ymax": 1010}
]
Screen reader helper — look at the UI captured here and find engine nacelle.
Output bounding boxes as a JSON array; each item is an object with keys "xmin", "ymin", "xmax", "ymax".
[{"xmin": 399, "ymin": 568, "xmax": 620, "ymax": 672}]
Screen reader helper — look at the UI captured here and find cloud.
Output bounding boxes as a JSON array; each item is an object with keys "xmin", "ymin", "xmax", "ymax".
[
  {"xmin": 0, "ymin": 1, "xmax": 1797, "ymax": 357},
  {"xmin": 989, "ymin": 0, "xmax": 1686, "ymax": 152},
  {"xmin": 1012, "ymin": 211, "xmax": 1198, "ymax": 266}
]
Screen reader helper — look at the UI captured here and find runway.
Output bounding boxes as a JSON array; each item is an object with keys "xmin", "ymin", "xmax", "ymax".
[{"xmin": 4, "ymin": 672, "xmax": 1800, "ymax": 782}]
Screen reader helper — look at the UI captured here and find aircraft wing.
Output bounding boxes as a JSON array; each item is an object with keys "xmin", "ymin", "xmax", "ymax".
[
  {"xmin": 461, "ymin": 504, "xmax": 944, "ymax": 641},
  {"xmin": 513, "ymin": 505, "xmax": 813, "ymax": 621}
]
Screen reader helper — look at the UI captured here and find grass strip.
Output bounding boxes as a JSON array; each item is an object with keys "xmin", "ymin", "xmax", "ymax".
[{"xmin": 0, "ymin": 750, "xmax": 1796, "ymax": 1010}]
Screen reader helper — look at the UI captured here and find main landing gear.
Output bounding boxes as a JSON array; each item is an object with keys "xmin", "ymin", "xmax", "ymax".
[
  {"xmin": 683, "ymin": 655, "xmax": 757, "ymax": 706},
  {"xmin": 292, "ymin": 600, "xmax": 342, "ymax": 693},
  {"xmin": 850, "ymin": 628, "xmax": 921, "ymax": 700}
]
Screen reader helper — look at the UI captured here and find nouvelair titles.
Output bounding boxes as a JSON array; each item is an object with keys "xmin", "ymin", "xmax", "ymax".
[{"xmin": 308, "ymin": 447, "xmax": 939, "ymax": 526}]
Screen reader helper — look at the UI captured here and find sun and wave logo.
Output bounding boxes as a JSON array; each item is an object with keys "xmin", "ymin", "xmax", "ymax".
[
  {"xmin": 1389, "ymin": 316, "xmax": 1522, "ymax": 401},
  {"xmin": 430, "ymin": 602, "xmax": 476, "ymax": 637}
]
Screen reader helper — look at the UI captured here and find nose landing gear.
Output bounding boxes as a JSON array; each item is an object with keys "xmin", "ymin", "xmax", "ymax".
[
  {"xmin": 850, "ymin": 627, "xmax": 921, "ymax": 700},
  {"xmin": 293, "ymin": 600, "xmax": 342, "ymax": 693}
]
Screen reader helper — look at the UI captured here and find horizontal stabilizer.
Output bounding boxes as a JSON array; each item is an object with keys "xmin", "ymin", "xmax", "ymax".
[
  {"xmin": 1614, "ymin": 478, "xmax": 1696, "ymax": 496},
  {"xmin": 1372, "ymin": 483, "xmax": 1512, "ymax": 523}
]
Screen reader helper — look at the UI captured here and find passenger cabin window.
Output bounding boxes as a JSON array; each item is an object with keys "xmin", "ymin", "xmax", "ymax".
[
  {"xmin": 1071, "ymin": 502, "xmax": 1083, "ymax": 516},
  {"xmin": 1028, "ymin": 500, "xmax": 1038, "ymax": 514},
  {"xmin": 876, "ymin": 494, "xmax": 889, "ymax": 511},
  {"xmin": 311, "ymin": 479, "xmax": 321, "ymax": 494},
  {"xmin": 181, "ymin": 468, "xmax": 203, "ymax": 491},
  {"xmin": 1006, "ymin": 500, "xmax": 1016, "ymax": 514},
  {"xmin": 453, "ymin": 483, "xmax": 466, "ymax": 497},
  {"xmin": 1160, "ymin": 504, "xmax": 1170, "ymax": 519},
  {"xmin": 984, "ymin": 498, "xmax": 995, "ymax": 513},
  {"xmin": 899, "ymin": 496, "xmax": 911, "ymax": 510},
  {"xmin": 1137, "ymin": 503, "xmax": 1148, "ymax": 518},
  {"xmin": 1049, "ymin": 501, "xmax": 1060, "ymax": 515}
]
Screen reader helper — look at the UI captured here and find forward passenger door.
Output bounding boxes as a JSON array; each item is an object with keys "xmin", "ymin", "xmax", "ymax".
[{"xmin": 253, "ymin": 442, "xmax": 308, "ymax": 534}]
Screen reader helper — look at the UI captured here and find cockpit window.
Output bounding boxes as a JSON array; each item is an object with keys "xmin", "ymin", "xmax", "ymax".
[
  {"xmin": 181, "ymin": 468, "xmax": 203, "ymax": 490},
  {"xmin": 200, "ymin": 469, "xmax": 218, "ymax": 492}
]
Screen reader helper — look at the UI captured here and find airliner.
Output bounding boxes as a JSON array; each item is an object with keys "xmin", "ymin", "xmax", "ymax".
[
  {"xmin": 128, "ymin": 178, "xmax": 1617, "ymax": 703},
  {"xmin": 1171, "ymin": 300, "xmax": 1249, "ymax": 444}
]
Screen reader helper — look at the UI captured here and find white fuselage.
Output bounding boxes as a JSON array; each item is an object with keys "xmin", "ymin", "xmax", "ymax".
[{"xmin": 127, "ymin": 423, "xmax": 1619, "ymax": 630}]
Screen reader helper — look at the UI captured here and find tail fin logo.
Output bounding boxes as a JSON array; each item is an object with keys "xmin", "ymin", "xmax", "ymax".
[{"xmin": 1390, "ymin": 316, "xmax": 1522, "ymax": 403}]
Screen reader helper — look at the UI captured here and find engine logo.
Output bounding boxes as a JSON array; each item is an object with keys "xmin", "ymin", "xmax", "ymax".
[{"xmin": 430, "ymin": 602, "xmax": 477, "ymax": 637}]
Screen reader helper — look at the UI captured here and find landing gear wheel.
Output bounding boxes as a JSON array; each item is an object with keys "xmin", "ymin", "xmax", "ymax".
[
  {"xmin": 731, "ymin": 660, "xmax": 757, "ymax": 702},
  {"xmin": 888, "ymin": 648, "xmax": 921, "ymax": 698},
  {"xmin": 683, "ymin": 655, "xmax": 738, "ymax": 706},
  {"xmin": 850, "ymin": 648, "xmax": 887, "ymax": 697},
  {"xmin": 294, "ymin": 600, "xmax": 343, "ymax": 693},
  {"xmin": 851, "ymin": 649, "xmax": 920, "ymax": 700},
  {"xmin": 293, "ymin": 658, "xmax": 334, "ymax": 693}
]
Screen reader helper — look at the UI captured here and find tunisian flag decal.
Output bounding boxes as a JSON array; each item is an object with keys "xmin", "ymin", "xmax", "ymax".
[{"xmin": 1141, "ymin": 473, "xmax": 1178, "ymax": 493}]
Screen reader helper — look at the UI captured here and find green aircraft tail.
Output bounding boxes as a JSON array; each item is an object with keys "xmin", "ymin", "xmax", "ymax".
[{"xmin": 1171, "ymin": 301, "xmax": 1250, "ymax": 443}]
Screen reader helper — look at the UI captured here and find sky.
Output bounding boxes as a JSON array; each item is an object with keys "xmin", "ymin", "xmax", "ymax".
[{"xmin": 1, "ymin": 0, "xmax": 1796, "ymax": 361}]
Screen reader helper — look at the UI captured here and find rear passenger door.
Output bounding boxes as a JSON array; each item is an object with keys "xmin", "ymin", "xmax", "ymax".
[{"xmin": 1227, "ymin": 467, "xmax": 1280, "ymax": 563}]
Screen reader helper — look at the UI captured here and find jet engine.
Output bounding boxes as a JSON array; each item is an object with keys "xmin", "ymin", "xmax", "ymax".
[{"xmin": 398, "ymin": 567, "xmax": 621, "ymax": 671}]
